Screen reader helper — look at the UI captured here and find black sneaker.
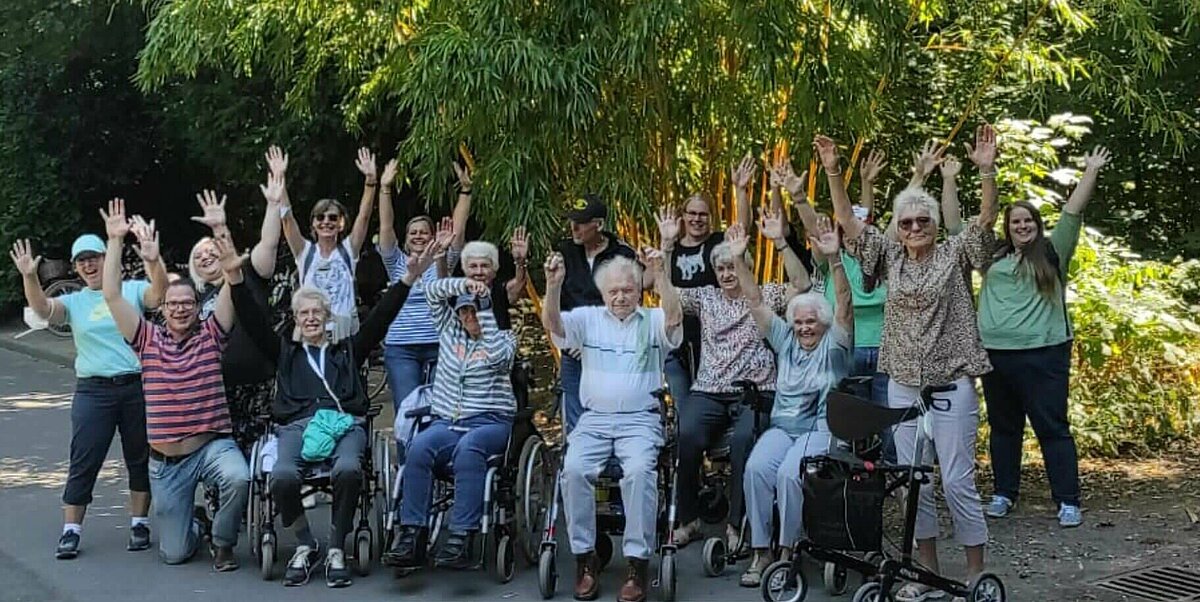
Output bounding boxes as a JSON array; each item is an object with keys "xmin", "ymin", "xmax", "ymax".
[
  {"xmin": 128, "ymin": 524, "xmax": 151, "ymax": 552},
  {"xmin": 283, "ymin": 544, "xmax": 320, "ymax": 587},
  {"xmin": 325, "ymin": 548, "xmax": 352, "ymax": 588},
  {"xmin": 383, "ymin": 526, "xmax": 424, "ymax": 568},
  {"xmin": 433, "ymin": 531, "xmax": 474, "ymax": 570},
  {"xmin": 56, "ymin": 531, "xmax": 80, "ymax": 560}
]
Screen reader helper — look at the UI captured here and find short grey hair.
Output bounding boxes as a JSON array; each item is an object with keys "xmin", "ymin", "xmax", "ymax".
[
  {"xmin": 290, "ymin": 286, "xmax": 332, "ymax": 341},
  {"xmin": 460, "ymin": 240, "xmax": 499, "ymax": 270},
  {"xmin": 892, "ymin": 188, "xmax": 941, "ymax": 228},
  {"xmin": 709, "ymin": 242, "xmax": 752, "ymax": 267},
  {"xmin": 787, "ymin": 292, "xmax": 833, "ymax": 327},
  {"xmin": 593, "ymin": 256, "xmax": 643, "ymax": 291}
]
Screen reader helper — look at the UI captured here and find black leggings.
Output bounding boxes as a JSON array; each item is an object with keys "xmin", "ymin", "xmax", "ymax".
[{"xmin": 63, "ymin": 375, "xmax": 150, "ymax": 506}]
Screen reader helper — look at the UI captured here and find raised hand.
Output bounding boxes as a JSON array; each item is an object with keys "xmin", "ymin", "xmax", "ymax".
[
  {"xmin": 211, "ymin": 234, "xmax": 243, "ymax": 274},
  {"xmin": 406, "ymin": 240, "xmax": 441, "ymax": 279},
  {"xmin": 940, "ymin": 156, "xmax": 962, "ymax": 179},
  {"xmin": 130, "ymin": 216, "xmax": 161, "ymax": 263},
  {"xmin": 813, "ymin": 135, "xmax": 841, "ymax": 173},
  {"xmin": 381, "ymin": 158, "xmax": 399, "ymax": 189},
  {"xmin": 809, "ymin": 214, "xmax": 840, "ymax": 257},
  {"xmin": 656, "ymin": 207, "xmax": 681, "ymax": 247},
  {"xmin": 731, "ymin": 153, "xmax": 757, "ymax": 190},
  {"xmin": 355, "ymin": 147, "xmax": 378, "ymax": 182},
  {"xmin": 510, "ymin": 226, "xmax": 529, "ymax": 263},
  {"xmin": 912, "ymin": 139, "xmax": 947, "ymax": 179},
  {"xmin": 452, "ymin": 161, "xmax": 472, "ymax": 192},
  {"xmin": 261, "ymin": 172, "xmax": 285, "ymax": 206},
  {"xmin": 725, "ymin": 222, "xmax": 749, "ymax": 258},
  {"xmin": 435, "ymin": 216, "xmax": 456, "ymax": 249},
  {"xmin": 1083, "ymin": 146, "xmax": 1112, "ymax": 171},
  {"xmin": 465, "ymin": 279, "xmax": 490, "ymax": 297},
  {"xmin": 638, "ymin": 246, "xmax": 665, "ymax": 275},
  {"xmin": 265, "ymin": 145, "xmax": 289, "ymax": 179},
  {"xmin": 758, "ymin": 207, "xmax": 787, "ymax": 241},
  {"xmin": 543, "ymin": 252, "xmax": 565, "ymax": 287},
  {"xmin": 860, "ymin": 149, "xmax": 888, "ymax": 183},
  {"xmin": 964, "ymin": 124, "xmax": 997, "ymax": 169},
  {"xmin": 9, "ymin": 239, "xmax": 41, "ymax": 276},
  {"xmin": 771, "ymin": 157, "xmax": 808, "ymax": 198},
  {"xmin": 191, "ymin": 190, "xmax": 228, "ymax": 229},
  {"xmin": 100, "ymin": 198, "xmax": 131, "ymax": 240}
]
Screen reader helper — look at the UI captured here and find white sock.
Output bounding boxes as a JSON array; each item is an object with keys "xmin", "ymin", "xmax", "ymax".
[
  {"xmin": 131, "ymin": 517, "xmax": 150, "ymax": 528},
  {"xmin": 63, "ymin": 523, "xmax": 82, "ymax": 535}
]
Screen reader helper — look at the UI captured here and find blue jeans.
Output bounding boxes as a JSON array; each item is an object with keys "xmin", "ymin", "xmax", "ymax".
[
  {"xmin": 400, "ymin": 413, "xmax": 512, "ymax": 532},
  {"xmin": 148, "ymin": 437, "xmax": 249, "ymax": 564},
  {"xmin": 560, "ymin": 353, "xmax": 583, "ymax": 434},
  {"xmin": 385, "ymin": 343, "xmax": 439, "ymax": 412},
  {"xmin": 664, "ymin": 351, "xmax": 692, "ymax": 408},
  {"xmin": 64, "ymin": 375, "xmax": 150, "ymax": 506},
  {"xmin": 853, "ymin": 346, "xmax": 895, "ymax": 463}
]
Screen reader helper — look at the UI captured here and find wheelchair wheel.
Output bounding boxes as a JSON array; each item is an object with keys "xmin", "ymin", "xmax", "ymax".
[
  {"xmin": 516, "ymin": 435, "xmax": 550, "ymax": 564},
  {"xmin": 488, "ymin": 533, "xmax": 516, "ymax": 584},
  {"xmin": 538, "ymin": 547, "xmax": 558, "ymax": 599},
  {"xmin": 761, "ymin": 560, "xmax": 806, "ymax": 602},
  {"xmin": 260, "ymin": 532, "xmax": 276, "ymax": 581},
  {"xmin": 354, "ymin": 528, "xmax": 373, "ymax": 576},
  {"xmin": 852, "ymin": 582, "xmax": 889, "ymax": 602},
  {"xmin": 701, "ymin": 537, "xmax": 727, "ymax": 577},
  {"xmin": 970, "ymin": 573, "xmax": 1006, "ymax": 602},
  {"xmin": 659, "ymin": 550, "xmax": 678, "ymax": 601},
  {"xmin": 824, "ymin": 561, "xmax": 849, "ymax": 595},
  {"xmin": 372, "ymin": 431, "xmax": 393, "ymax": 556},
  {"xmin": 595, "ymin": 533, "xmax": 614, "ymax": 571}
]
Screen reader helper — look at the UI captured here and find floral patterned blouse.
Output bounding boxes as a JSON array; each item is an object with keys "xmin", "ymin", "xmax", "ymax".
[
  {"xmin": 679, "ymin": 284, "xmax": 789, "ymax": 394},
  {"xmin": 846, "ymin": 223, "xmax": 995, "ymax": 387}
]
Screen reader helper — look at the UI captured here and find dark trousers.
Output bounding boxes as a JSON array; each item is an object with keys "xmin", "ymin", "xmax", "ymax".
[
  {"xmin": 982, "ymin": 342, "xmax": 1080, "ymax": 506},
  {"xmin": 676, "ymin": 390, "xmax": 773, "ymax": 526},
  {"xmin": 271, "ymin": 421, "xmax": 368, "ymax": 549},
  {"xmin": 63, "ymin": 375, "xmax": 150, "ymax": 506}
]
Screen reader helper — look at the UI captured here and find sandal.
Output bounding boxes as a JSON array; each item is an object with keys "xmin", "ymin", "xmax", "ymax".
[
  {"xmin": 739, "ymin": 552, "xmax": 772, "ymax": 588},
  {"xmin": 895, "ymin": 583, "xmax": 947, "ymax": 602}
]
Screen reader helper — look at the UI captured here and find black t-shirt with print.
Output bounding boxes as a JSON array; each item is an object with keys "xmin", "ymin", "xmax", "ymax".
[{"xmin": 669, "ymin": 231, "xmax": 725, "ymax": 374}]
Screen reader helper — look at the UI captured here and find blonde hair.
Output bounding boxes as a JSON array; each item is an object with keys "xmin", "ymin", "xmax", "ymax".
[
  {"xmin": 188, "ymin": 237, "xmax": 220, "ymax": 292},
  {"xmin": 290, "ymin": 286, "xmax": 332, "ymax": 342}
]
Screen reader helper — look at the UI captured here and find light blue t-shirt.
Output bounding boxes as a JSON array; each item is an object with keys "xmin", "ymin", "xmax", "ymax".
[
  {"xmin": 59, "ymin": 280, "xmax": 150, "ymax": 378},
  {"xmin": 765, "ymin": 316, "xmax": 852, "ymax": 437}
]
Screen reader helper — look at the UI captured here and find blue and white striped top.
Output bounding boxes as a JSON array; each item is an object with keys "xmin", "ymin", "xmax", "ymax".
[
  {"xmin": 426, "ymin": 278, "xmax": 517, "ymax": 421},
  {"xmin": 380, "ymin": 244, "xmax": 440, "ymax": 346}
]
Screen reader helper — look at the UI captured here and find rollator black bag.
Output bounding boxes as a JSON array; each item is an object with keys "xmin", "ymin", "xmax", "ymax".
[{"xmin": 801, "ymin": 458, "xmax": 886, "ymax": 551}]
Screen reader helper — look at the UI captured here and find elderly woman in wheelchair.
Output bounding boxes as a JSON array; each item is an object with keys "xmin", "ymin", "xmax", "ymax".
[
  {"xmin": 233, "ymin": 239, "xmax": 440, "ymax": 588},
  {"xmin": 734, "ymin": 218, "xmax": 854, "ymax": 587},
  {"xmin": 384, "ymin": 273, "xmax": 518, "ymax": 571}
]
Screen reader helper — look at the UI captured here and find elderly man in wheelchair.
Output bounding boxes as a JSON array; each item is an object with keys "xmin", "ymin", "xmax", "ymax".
[
  {"xmin": 541, "ymin": 250, "xmax": 683, "ymax": 602},
  {"xmin": 384, "ymin": 273, "xmax": 519, "ymax": 570}
]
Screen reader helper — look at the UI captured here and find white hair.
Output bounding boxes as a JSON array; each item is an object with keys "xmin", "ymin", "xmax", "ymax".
[
  {"xmin": 892, "ymin": 188, "xmax": 941, "ymax": 228},
  {"xmin": 290, "ymin": 286, "xmax": 332, "ymax": 342},
  {"xmin": 189, "ymin": 237, "xmax": 218, "ymax": 292},
  {"xmin": 709, "ymin": 242, "xmax": 752, "ymax": 267},
  {"xmin": 593, "ymin": 256, "xmax": 643, "ymax": 291},
  {"xmin": 787, "ymin": 292, "xmax": 833, "ymax": 327},
  {"xmin": 460, "ymin": 240, "xmax": 499, "ymax": 270}
]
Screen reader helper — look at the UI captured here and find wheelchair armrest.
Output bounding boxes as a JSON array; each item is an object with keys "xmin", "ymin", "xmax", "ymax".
[
  {"xmin": 836, "ymin": 375, "xmax": 873, "ymax": 392},
  {"xmin": 404, "ymin": 406, "xmax": 434, "ymax": 419},
  {"xmin": 366, "ymin": 402, "xmax": 382, "ymax": 418}
]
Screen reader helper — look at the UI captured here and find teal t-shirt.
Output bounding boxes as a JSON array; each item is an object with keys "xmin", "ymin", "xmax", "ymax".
[
  {"xmin": 817, "ymin": 252, "xmax": 886, "ymax": 348},
  {"xmin": 978, "ymin": 211, "xmax": 1082, "ymax": 350},
  {"xmin": 59, "ymin": 280, "xmax": 150, "ymax": 377},
  {"xmin": 765, "ymin": 316, "xmax": 852, "ymax": 437}
]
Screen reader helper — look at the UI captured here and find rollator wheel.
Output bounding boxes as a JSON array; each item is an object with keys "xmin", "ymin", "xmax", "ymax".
[
  {"xmin": 259, "ymin": 532, "xmax": 276, "ymax": 581},
  {"xmin": 969, "ymin": 572, "xmax": 1006, "ymax": 602},
  {"xmin": 658, "ymin": 550, "xmax": 678, "ymax": 602},
  {"xmin": 491, "ymin": 534, "xmax": 516, "ymax": 584},
  {"xmin": 354, "ymin": 529, "xmax": 373, "ymax": 576},
  {"xmin": 701, "ymin": 537, "xmax": 727, "ymax": 577},
  {"xmin": 537, "ymin": 547, "xmax": 558, "ymax": 599},
  {"xmin": 824, "ymin": 561, "xmax": 849, "ymax": 595},
  {"xmin": 852, "ymin": 582, "xmax": 889, "ymax": 602},
  {"xmin": 595, "ymin": 533, "xmax": 614, "ymax": 571},
  {"xmin": 760, "ymin": 560, "xmax": 807, "ymax": 602},
  {"xmin": 516, "ymin": 436, "xmax": 548, "ymax": 565}
]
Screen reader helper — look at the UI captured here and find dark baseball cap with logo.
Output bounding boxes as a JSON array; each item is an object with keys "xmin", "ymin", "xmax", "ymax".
[{"xmin": 566, "ymin": 194, "xmax": 607, "ymax": 223}]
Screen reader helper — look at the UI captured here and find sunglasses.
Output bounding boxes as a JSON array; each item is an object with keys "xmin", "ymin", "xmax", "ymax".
[
  {"xmin": 314, "ymin": 213, "xmax": 342, "ymax": 223},
  {"xmin": 898, "ymin": 216, "xmax": 933, "ymax": 231}
]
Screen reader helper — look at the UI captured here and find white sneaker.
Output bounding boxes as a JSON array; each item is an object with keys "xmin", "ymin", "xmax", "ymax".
[
  {"xmin": 985, "ymin": 495, "xmax": 1014, "ymax": 518},
  {"xmin": 1058, "ymin": 504, "xmax": 1083, "ymax": 528}
]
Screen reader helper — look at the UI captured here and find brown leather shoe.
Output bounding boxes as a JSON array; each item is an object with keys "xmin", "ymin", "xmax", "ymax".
[
  {"xmin": 574, "ymin": 552, "xmax": 599, "ymax": 601},
  {"xmin": 618, "ymin": 558, "xmax": 649, "ymax": 602}
]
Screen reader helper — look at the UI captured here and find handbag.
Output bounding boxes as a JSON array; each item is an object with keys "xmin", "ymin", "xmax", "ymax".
[{"xmin": 300, "ymin": 344, "xmax": 355, "ymax": 462}]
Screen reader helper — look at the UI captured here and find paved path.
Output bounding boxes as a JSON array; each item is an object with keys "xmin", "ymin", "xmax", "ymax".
[{"xmin": 0, "ymin": 346, "xmax": 846, "ymax": 601}]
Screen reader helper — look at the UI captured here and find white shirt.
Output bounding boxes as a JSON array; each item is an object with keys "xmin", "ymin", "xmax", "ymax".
[{"xmin": 558, "ymin": 306, "xmax": 682, "ymax": 413}]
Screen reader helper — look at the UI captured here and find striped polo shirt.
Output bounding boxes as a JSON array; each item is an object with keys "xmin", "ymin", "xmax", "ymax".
[
  {"xmin": 380, "ymin": 244, "xmax": 440, "ymax": 346},
  {"xmin": 425, "ymin": 278, "xmax": 517, "ymax": 421},
  {"xmin": 132, "ymin": 318, "xmax": 231, "ymax": 445}
]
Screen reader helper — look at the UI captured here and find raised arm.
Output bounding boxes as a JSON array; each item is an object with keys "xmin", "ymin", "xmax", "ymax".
[
  {"xmin": 858, "ymin": 149, "xmax": 887, "ymax": 223},
  {"xmin": 10, "ymin": 240, "xmax": 65, "ymax": 325},
  {"xmin": 772, "ymin": 157, "xmax": 818, "ymax": 236},
  {"xmin": 965, "ymin": 124, "xmax": 999, "ymax": 230},
  {"xmin": 642, "ymin": 246, "xmax": 681, "ymax": 333},
  {"xmin": 505, "ymin": 226, "xmax": 529, "ymax": 304},
  {"xmin": 202, "ymin": 233, "xmax": 241, "ymax": 333},
  {"xmin": 810, "ymin": 217, "xmax": 853, "ymax": 334},
  {"xmin": 731, "ymin": 153, "xmax": 756, "ymax": 232},
  {"xmin": 450, "ymin": 161, "xmax": 472, "ymax": 251},
  {"xmin": 814, "ymin": 135, "xmax": 865, "ymax": 241},
  {"xmin": 378, "ymin": 158, "xmax": 399, "ymax": 254},
  {"xmin": 1064, "ymin": 146, "xmax": 1112, "ymax": 215},
  {"xmin": 267, "ymin": 146, "xmax": 306, "ymax": 260},
  {"xmin": 540, "ymin": 252, "xmax": 567, "ymax": 338},
  {"xmin": 353, "ymin": 242, "xmax": 441, "ymax": 360},
  {"xmin": 907, "ymin": 140, "xmax": 946, "ymax": 191},
  {"xmin": 251, "ymin": 172, "xmax": 285, "ymax": 278},
  {"xmin": 760, "ymin": 206, "xmax": 812, "ymax": 292},
  {"xmin": 726, "ymin": 224, "xmax": 772, "ymax": 337},
  {"xmin": 127, "ymin": 215, "xmax": 168, "ymax": 312},
  {"xmin": 229, "ymin": 269, "xmax": 281, "ymax": 361},
  {"xmin": 99, "ymin": 199, "xmax": 141, "ymax": 342},
  {"xmin": 940, "ymin": 156, "xmax": 964, "ymax": 235},
  {"xmin": 348, "ymin": 147, "xmax": 378, "ymax": 257}
]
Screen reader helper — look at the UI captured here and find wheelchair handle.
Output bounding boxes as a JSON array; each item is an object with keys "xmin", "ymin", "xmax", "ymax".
[{"xmin": 404, "ymin": 406, "xmax": 434, "ymax": 419}]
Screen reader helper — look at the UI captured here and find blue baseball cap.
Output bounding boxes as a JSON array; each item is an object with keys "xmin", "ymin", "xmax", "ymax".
[
  {"xmin": 452, "ymin": 293, "xmax": 480, "ymax": 312},
  {"xmin": 70, "ymin": 234, "xmax": 106, "ymax": 261}
]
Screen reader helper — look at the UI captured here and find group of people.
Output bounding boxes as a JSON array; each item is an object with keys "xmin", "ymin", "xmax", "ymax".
[{"xmin": 9, "ymin": 125, "xmax": 1110, "ymax": 602}]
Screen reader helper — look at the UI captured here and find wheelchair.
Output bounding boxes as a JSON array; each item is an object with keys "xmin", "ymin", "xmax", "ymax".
[
  {"xmin": 376, "ymin": 358, "xmax": 540, "ymax": 582},
  {"xmin": 757, "ymin": 378, "xmax": 1008, "ymax": 602},
  {"xmin": 244, "ymin": 402, "xmax": 386, "ymax": 581},
  {"xmin": 535, "ymin": 386, "xmax": 682, "ymax": 601}
]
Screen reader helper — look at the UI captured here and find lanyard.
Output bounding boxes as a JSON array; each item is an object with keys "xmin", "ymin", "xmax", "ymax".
[{"xmin": 304, "ymin": 344, "xmax": 345, "ymax": 413}]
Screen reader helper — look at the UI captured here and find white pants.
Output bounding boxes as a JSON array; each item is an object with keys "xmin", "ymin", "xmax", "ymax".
[
  {"xmin": 743, "ymin": 428, "xmax": 832, "ymax": 549},
  {"xmin": 561, "ymin": 411, "xmax": 663, "ymax": 560},
  {"xmin": 889, "ymin": 377, "xmax": 988, "ymax": 547}
]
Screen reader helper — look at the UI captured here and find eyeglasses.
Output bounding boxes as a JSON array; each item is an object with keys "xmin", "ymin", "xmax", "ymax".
[
  {"xmin": 684, "ymin": 210, "xmax": 710, "ymax": 219},
  {"xmin": 164, "ymin": 300, "xmax": 196, "ymax": 311},
  {"xmin": 314, "ymin": 213, "xmax": 342, "ymax": 223},
  {"xmin": 898, "ymin": 216, "xmax": 933, "ymax": 231}
]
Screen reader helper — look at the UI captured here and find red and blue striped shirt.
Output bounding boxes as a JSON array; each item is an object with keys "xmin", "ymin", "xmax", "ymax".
[{"xmin": 132, "ymin": 318, "xmax": 231, "ymax": 445}]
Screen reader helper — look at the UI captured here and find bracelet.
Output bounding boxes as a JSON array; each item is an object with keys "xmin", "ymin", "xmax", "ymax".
[
  {"xmin": 459, "ymin": 188, "xmax": 472, "ymax": 195},
  {"xmin": 279, "ymin": 205, "xmax": 291, "ymax": 219},
  {"xmin": 365, "ymin": 180, "xmax": 378, "ymax": 187},
  {"xmin": 826, "ymin": 167, "xmax": 843, "ymax": 176},
  {"xmin": 979, "ymin": 169, "xmax": 997, "ymax": 179}
]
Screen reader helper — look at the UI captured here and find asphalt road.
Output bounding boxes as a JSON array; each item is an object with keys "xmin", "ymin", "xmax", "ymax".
[{"xmin": 0, "ymin": 346, "xmax": 847, "ymax": 602}]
